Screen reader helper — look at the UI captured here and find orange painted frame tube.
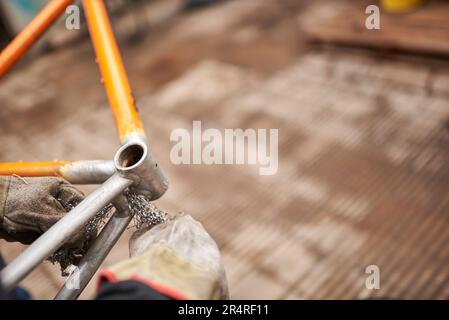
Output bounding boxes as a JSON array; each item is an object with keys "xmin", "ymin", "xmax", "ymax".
[
  {"xmin": 0, "ymin": 1, "xmax": 147, "ymax": 179},
  {"xmin": 0, "ymin": 0, "xmax": 75, "ymax": 78},
  {"xmin": 0, "ymin": 161, "xmax": 70, "ymax": 177},
  {"xmin": 83, "ymin": 0, "xmax": 145, "ymax": 144},
  {"xmin": 0, "ymin": 160, "xmax": 115, "ymax": 184}
]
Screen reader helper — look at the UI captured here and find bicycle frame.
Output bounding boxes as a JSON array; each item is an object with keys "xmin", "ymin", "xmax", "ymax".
[{"xmin": 0, "ymin": 0, "xmax": 168, "ymax": 299}]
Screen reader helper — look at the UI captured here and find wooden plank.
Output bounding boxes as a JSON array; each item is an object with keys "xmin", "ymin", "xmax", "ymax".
[{"xmin": 302, "ymin": 0, "xmax": 449, "ymax": 56}]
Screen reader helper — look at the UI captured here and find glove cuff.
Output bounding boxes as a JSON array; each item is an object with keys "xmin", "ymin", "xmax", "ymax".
[
  {"xmin": 97, "ymin": 245, "xmax": 224, "ymax": 300},
  {"xmin": 98, "ymin": 270, "xmax": 189, "ymax": 300},
  {"xmin": 0, "ymin": 176, "xmax": 11, "ymax": 228}
]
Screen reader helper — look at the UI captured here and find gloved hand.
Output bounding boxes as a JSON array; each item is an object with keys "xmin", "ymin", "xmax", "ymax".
[
  {"xmin": 0, "ymin": 176, "xmax": 85, "ymax": 245},
  {"xmin": 99, "ymin": 213, "xmax": 229, "ymax": 300}
]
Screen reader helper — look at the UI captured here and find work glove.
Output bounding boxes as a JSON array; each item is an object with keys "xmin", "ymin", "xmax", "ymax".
[
  {"xmin": 0, "ymin": 176, "xmax": 86, "ymax": 245},
  {"xmin": 99, "ymin": 213, "xmax": 229, "ymax": 300}
]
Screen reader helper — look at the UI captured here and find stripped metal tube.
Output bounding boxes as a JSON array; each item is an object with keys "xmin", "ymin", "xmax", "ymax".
[
  {"xmin": 54, "ymin": 137, "xmax": 168, "ymax": 299},
  {"xmin": 60, "ymin": 160, "xmax": 115, "ymax": 184},
  {"xmin": 114, "ymin": 138, "xmax": 168, "ymax": 200},
  {"xmin": 0, "ymin": 173, "xmax": 133, "ymax": 292},
  {"xmin": 0, "ymin": 137, "xmax": 167, "ymax": 292},
  {"xmin": 0, "ymin": 160, "xmax": 115, "ymax": 184},
  {"xmin": 54, "ymin": 195, "xmax": 132, "ymax": 300}
]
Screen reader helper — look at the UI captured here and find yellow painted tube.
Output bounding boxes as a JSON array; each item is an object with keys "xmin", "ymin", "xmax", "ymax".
[{"xmin": 381, "ymin": 0, "xmax": 424, "ymax": 13}]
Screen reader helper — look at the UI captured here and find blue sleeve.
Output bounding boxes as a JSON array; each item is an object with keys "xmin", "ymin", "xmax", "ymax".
[{"xmin": 0, "ymin": 254, "xmax": 31, "ymax": 300}]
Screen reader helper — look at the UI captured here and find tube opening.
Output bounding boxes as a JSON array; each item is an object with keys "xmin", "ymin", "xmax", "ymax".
[{"xmin": 116, "ymin": 143, "xmax": 145, "ymax": 169}]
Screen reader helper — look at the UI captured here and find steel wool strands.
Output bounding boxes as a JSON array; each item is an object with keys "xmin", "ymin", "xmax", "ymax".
[{"xmin": 49, "ymin": 192, "xmax": 167, "ymax": 275}]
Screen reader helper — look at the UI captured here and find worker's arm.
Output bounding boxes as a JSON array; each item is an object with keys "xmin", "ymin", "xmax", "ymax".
[
  {"xmin": 96, "ymin": 214, "xmax": 229, "ymax": 300},
  {"xmin": 0, "ymin": 175, "xmax": 86, "ymax": 244}
]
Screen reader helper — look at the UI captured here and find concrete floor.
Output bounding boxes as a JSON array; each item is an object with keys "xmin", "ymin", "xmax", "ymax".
[{"xmin": 1, "ymin": 0, "xmax": 449, "ymax": 299}]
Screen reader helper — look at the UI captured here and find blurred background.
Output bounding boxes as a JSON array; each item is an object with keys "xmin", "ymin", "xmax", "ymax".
[{"xmin": 1, "ymin": 0, "xmax": 449, "ymax": 299}]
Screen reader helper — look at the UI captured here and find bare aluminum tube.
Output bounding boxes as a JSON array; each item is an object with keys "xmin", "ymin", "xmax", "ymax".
[
  {"xmin": 60, "ymin": 160, "xmax": 116, "ymax": 184},
  {"xmin": 0, "ymin": 160, "xmax": 115, "ymax": 184},
  {"xmin": 0, "ymin": 173, "xmax": 133, "ymax": 292},
  {"xmin": 54, "ymin": 195, "xmax": 132, "ymax": 300},
  {"xmin": 114, "ymin": 139, "xmax": 168, "ymax": 200}
]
